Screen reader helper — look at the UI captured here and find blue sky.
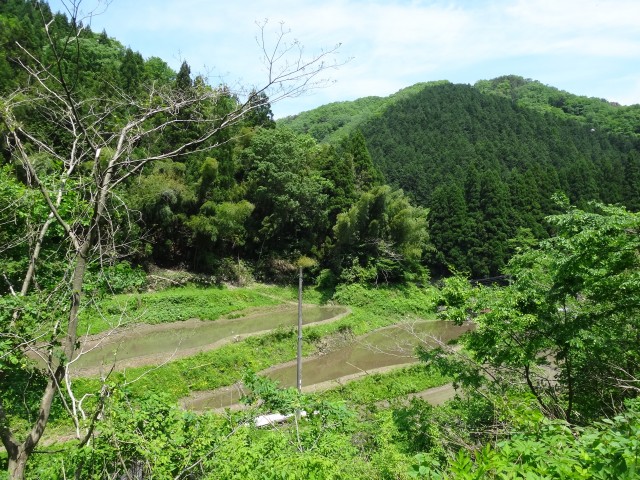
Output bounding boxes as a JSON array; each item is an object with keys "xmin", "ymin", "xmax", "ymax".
[{"xmin": 47, "ymin": 0, "xmax": 640, "ymax": 118}]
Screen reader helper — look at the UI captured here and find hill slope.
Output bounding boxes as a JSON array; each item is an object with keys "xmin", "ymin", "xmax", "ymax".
[
  {"xmin": 475, "ymin": 75, "xmax": 640, "ymax": 138},
  {"xmin": 282, "ymin": 78, "xmax": 640, "ymax": 277},
  {"xmin": 281, "ymin": 81, "xmax": 449, "ymax": 143}
]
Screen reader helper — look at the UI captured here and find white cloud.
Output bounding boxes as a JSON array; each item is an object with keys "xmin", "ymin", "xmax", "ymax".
[{"xmin": 47, "ymin": 0, "xmax": 640, "ymax": 114}]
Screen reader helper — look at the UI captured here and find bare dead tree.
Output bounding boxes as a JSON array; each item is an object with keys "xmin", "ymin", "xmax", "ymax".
[{"xmin": 0, "ymin": 1, "xmax": 344, "ymax": 477}]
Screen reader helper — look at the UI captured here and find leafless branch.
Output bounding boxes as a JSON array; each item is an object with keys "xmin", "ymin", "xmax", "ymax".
[{"xmin": 1, "ymin": 2, "xmax": 344, "ymax": 474}]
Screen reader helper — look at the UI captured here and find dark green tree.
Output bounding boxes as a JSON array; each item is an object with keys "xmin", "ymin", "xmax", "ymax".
[
  {"xmin": 315, "ymin": 144, "xmax": 357, "ymax": 223},
  {"xmin": 175, "ymin": 60, "xmax": 192, "ymax": 90},
  {"xmin": 242, "ymin": 128, "xmax": 330, "ymax": 260},
  {"xmin": 119, "ymin": 47, "xmax": 144, "ymax": 91},
  {"xmin": 244, "ymin": 89, "xmax": 275, "ymax": 128},
  {"xmin": 0, "ymin": 4, "xmax": 343, "ymax": 475},
  {"xmin": 339, "ymin": 130, "xmax": 382, "ymax": 191},
  {"xmin": 427, "ymin": 182, "xmax": 472, "ymax": 274},
  {"xmin": 623, "ymin": 150, "xmax": 640, "ymax": 210}
]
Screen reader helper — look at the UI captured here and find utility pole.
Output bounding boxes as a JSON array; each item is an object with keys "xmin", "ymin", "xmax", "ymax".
[
  {"xmin": 295, "ymin": 256, "xmax": 314, "ymax": 394},
  {"xmin": 297, "ymin": 264, "xmax": 303, "ymax": 393}
]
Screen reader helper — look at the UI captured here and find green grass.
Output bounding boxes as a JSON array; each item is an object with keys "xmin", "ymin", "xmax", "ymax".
[
  {"xmin": 250, "ymin": 283, "xmax": 327, "ymax": 304},
  {"xmin": 70, "ymin": 282, "xmax": 442, "ymax": 406},
  {"xmin": 72, "ymin": 327, "xmax": 304, "ymax": 404},
  {"xmin": 78, "ymin": 285, "xmax": 282, "ymax": 334},
  {"xmin": 317, "ymin": 364, "xmax": 450, "ymax": 406},
  {"xmin": 51, "ymin": 282, "xmax": 445, "ymax": 435},
  {"xmin": 332, "ymin": 283, "xmax": 438, "ymax": 319}
]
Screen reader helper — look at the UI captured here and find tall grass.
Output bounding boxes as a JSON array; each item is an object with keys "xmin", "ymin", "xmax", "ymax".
[{"xmin": 317, "ymin": 364, "xmax": 450, "ymax": 405}]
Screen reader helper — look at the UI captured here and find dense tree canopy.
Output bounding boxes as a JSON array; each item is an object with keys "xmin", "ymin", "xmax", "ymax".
[
  {"xmin": 242, "ymin": 128, "xmax": 331, "ymax": 259},
  {"xmin": 0, "ymin": 1, "xmax": 345, "ymax": 477},
  {"xmin": 330, "ymin": 185, "xmax": 430, "ymax": 284},
  {"xmin": 434, "ymin": 200, "xmax": 640, "ymax": 423},
  {"xmin": 284, "ymin": 79, "xmax": 640, "ymax": 278}
]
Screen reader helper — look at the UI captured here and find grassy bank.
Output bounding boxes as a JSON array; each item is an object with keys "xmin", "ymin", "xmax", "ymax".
[
  {"xmin": 70, "ymin": 283, "xmax": 441, "ymax": 408},
  {"xmin": 317, "ymin": 364, "xmax": 450, "ymax": 406},
  {"xmin": 78, "ymin": 285, "xmax": 281, "ymax": 334}
]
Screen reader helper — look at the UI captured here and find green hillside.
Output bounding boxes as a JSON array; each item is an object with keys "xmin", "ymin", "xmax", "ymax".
[
  {"xmin": 475, "ymin": 75, "xmax": 640, "ymax": 138},
  {"xmin": 2, "ymin": 1, "xmax": 640, "ymax": 479},
  {"xmin": 283, "ymin": 79, "xmax": 640, "ymax": 277},
  {"xmin": 280, "ymin": 81, "xmax": 449, "ymax": 143},
  {"xmin": 282, "ymin": 75, "xmax": 640, "ymax": 142}
]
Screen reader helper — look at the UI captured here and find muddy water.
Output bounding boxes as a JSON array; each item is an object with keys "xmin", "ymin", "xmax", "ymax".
[
  {"xmin": 182, "ymin": 320, "xmax": 472, "ymax": 411},
  {"xmin": 71, "ymin": 305, "xmax": 347, "ymax": 373}
]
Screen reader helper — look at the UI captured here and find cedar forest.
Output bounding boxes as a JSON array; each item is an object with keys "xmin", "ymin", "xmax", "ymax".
[{"xmin": 1, "ymin": 1, "xmax": 639, "ymax": 479}]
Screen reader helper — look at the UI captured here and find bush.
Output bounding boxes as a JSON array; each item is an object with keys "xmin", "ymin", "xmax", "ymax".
[
  {"xmin": 85, "ymin": 262, "xmax": 146, "ymax": 295},
  {"xmin": 216, "ymin": 258, "xmax": 255, "ymax": 286}
]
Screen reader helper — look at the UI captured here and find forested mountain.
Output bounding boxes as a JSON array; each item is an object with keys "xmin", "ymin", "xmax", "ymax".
[
  {"xmin": 2, "ymin": 2, "xmax": 639, "ymax": 479},
  {"xmin": 279, "ymin": 81, "xmax": 447, "ymax": 144},
  {"xmin": 282, "ymin": 79, "xmax": 640, "ymax": 277},
  {"xmin": 3, "ymin": 1, "xmax": 640, "ymax": 281}
]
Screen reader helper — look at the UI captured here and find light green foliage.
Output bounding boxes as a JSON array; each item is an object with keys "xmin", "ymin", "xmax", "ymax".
[
  {"xmin": 143, "ymin": 56, "xmax": 176, "ymax": 84},
  {"xmin": 0, "ymin": 160, "xmax": 92, "ymax": 288},
  {"xmin": 435, "ymin": 201, "xmax": 640, "ymax": 422},
  {"xmin": 280, "ymin": 82, "xmax": 446, "ymax": 144},
  {"xmin": 29, "ymin": 391, "xmax": 232, "ymax": 479},
  {"xmin": 319, "ymin": 365, "xmax": 449, "ymax": 406},
  {"xmin": 79, "ymin": 285, "xmax": 280, "ymax": 334},
  {"xmin": 209, "ymin": 200, "xmax": 255, "ymax": 249},
  {"xmin": 0, "ymin": 166, "xmax": 30, "ymax": 286},
  {"xmin": 475, "ymin": 75, "xmax": 640, "ymax": 138},
  {"xmin": 243, "ymin": 371, "xmax": 353, "ymax": 426},
  {"xmin": 41, "ymin": 377, "xmax": 365, "ymax": 479},
  {"xmin": 74, "ymin": 326, "xmax": 304, "ymax": 403},
  {"xmin": 74, "ymin": 283, "xmax": 441, "ymax": 405},
  {"xmin": 331, "ymin": 185, "xmax": 431, "ymax": 283},
  {"xmin": 83, "ymin": 262, "xmax": 146, "ymax": 296},
  {"xmin": 333, "ymin": 283, "xmax": 437, "ymax": 320},
  {"xmin": 410, "ymin": 399, "xmax": 640, "ymax": 479},
  {"xmin": 251, "ymin": 284, "xmax": 325, "ymax": 304}
]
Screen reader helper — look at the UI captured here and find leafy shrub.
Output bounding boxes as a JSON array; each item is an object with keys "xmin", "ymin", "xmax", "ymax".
[
  {"xmin": 84, "ymin": 262, "xmax": 147, "ymax": 295},
  {"xmin": 410, "ymin": 399, "xmax": 640, "ymax": 479}
]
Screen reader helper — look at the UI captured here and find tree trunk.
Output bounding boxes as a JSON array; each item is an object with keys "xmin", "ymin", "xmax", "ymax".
[
  {"xmin": 2, "ymin": 248, "xmax": 90, "ymax": 478},
  {"xmin": 8, "ymin": 446, "xmax": 28, "ymax": 480}
]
